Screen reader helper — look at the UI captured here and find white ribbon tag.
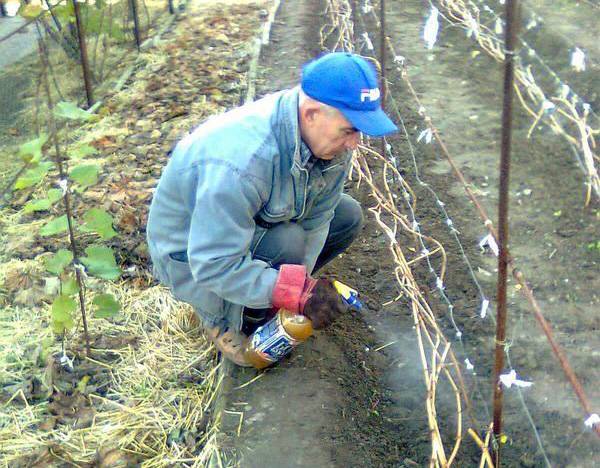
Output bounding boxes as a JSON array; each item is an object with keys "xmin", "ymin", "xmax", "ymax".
[
  {"xmin": 58, "ymin": 179, "xmax": 68, "ymax": 195},
  {"xmin": 423, "ymin": 7, "xmax": 439, "ymax": 50},
  {"xmin": 500, "ymin": 370, "xmax": 533, "ymax": 388},
  {"xmin": 479, "ymin": 234, "xmax": 499, "ymax": 257},
  {"xmin": 480, "ymin": 299, "xmax": 490, "ymax": 318},
  {"xmin": 571, "ymin": 47, "xmax": 586, "ymax": 72},
  {"xmin": 362, "ymin": 32, "xmax": 373, "ymax": 51},
  {"xmin": 417, "ymin": 128, "xmax": 433, "ymax": 144},
  {"xmin": 584, "ymin": 413, "xmax": 600, "ymax": 428}
]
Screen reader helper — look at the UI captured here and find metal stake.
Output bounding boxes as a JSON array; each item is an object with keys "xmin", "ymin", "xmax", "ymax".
[
  {"xmin": 492, "ymin": 0, "xmax": 519, "ymax": 465},
  {"xmin": 379, "ymin": 0, "xmax": 386, "ymax": 158},
  {"xmin": 72, "ymin": 0, "xmax": 94, "ymax": 107},
  {"xmin": 129, "ymin": 0, "xmax": 142, "ymax": 50}
]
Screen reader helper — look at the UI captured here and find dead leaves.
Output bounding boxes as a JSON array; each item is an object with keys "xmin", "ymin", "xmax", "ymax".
[
  {"xmin": 91, "ymin": 333, "xmax": 138, "ymax": 350},
  {"xmin": 91, "ymin": 135, "xmax": 118, "ymax": 151},
  {"xmin": 48, "ymin": 390, "xmax": 95, "ymax": 429},
  {"xmin": 94, "ymin": 447, "xmax": 137, "ymax": 467},
  {"xmin": 4, "ymin": 265, "xmax": 35, "ymax": 292}
]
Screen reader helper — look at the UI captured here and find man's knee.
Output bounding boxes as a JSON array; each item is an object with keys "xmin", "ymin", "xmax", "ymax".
[
  {"xmin": 334, "ymin": 195, "xmax": 364, "ymax": 239},
  {"xmin": 253, "ymin": 222, "xmax": 306, "ymax": 266}
]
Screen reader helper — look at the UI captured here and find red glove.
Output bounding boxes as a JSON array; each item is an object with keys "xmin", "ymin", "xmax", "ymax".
[
  {"xmin": 271, "ymin": 264, "xmax": 316, "ymax": 314},
  {"xmin": 272, "ymin": 265, "xmax": 347, "ymax": 329}
]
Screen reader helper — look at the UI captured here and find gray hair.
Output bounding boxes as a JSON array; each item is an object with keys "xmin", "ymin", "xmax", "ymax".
[{"xmin": 298, "ymin": 89, "xmax": 339, "ymax": 117}]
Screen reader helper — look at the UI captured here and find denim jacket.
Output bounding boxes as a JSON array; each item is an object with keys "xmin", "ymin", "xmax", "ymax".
[{"xmin": 146, "ymin": 87, "xmax": 351, "ymax": 326}]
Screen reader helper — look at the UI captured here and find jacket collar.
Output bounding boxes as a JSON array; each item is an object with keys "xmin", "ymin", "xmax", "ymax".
[
  {"xmin": 276, "ymin": 86, "xmax": 313, "ymax": 168},
  {"xmin": 276, "ymin": 86, "xmax": 350, "ymax": 170}
]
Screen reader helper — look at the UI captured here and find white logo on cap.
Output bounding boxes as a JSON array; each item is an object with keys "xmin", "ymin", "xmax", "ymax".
[{"xmin": 360, "ymin": 88, "xmax": 380, "ymax": 102}]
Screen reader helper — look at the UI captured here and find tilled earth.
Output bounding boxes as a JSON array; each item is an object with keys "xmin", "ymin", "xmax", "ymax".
[
  {"xmin": 221, "ymin": 0, "xmax": 600, "ymax": 467},
  {"xmin": 3, "ymin": 0, "xmax": 597, "ymax": 466}
]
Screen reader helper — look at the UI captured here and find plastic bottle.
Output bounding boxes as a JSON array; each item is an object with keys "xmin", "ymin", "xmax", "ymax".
[{"xmin": 244, "ymin": 309, "xmax": 313, "ymax": 369}]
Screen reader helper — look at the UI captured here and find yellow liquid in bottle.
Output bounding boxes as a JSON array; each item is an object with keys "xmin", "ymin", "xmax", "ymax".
[{"xmin": 244, "ymin": 309, "xmax": 313, "ymax": 369}]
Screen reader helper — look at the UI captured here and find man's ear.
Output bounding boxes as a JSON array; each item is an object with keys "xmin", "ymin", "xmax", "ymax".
[{"xmin": 300, "ymin": 101, "xmax": 321, "ymax": 126}]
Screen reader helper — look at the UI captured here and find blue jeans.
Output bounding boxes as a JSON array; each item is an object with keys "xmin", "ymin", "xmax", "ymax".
[
  {"xmin": 169, "ymin": 194, "xmax": 363, "ymax": 330},
  {"xmin": 252, "ymin": 193, "xmax": 363, "ymax": 272},
  {"xmin": 241, "ymin": 193, "xmax": 363, "ymax": 333}
]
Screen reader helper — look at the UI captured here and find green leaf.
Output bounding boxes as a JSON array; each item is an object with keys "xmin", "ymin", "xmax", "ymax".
[
  {"xmin": 54, "ymin": 101, "xmax": 93, "ymax": 121},
  {"xmin": 48, "ymin": 189, "xmax": 63, "ymax": 203},
  {"xmin": 80, "ymin": 245, "xmax": 121, "ymax": 280},
  {"xmin": 70, "ymin": 144, "xmax": 98, "ymax": 160},
  {"xmin": 18, "ymin": 134, "xmax": 48, "ymax": 163},
  {"xmin": 62, "ymin": 275, "xmax": 80, "ymax": 295},
  {"xmin": 23, "ymin": 198, "xmax": 51, "ymax": 214},
  {"xmin": 82, "ymin": 6, "xmax": 126, "ymax": 40},
  {"xmin": 70, "ymin": 164, "xmax": 100, "ymax": 189},
  {"xmin": 51, "ymin": 295, "xmax": 76, "ymax": 334},
  {"xmin": 45, "ymin": 249, "xmax": 73, "ymax": 275},
  {"xmin": 40, "ymin": 215, "xmax": 69, "ymax": 237},
  {"xmin": 76, "ymin": 375, "xmax": 91, "ymax": 393},
  {"xmin": 15, "ymin": 161, "xmax": 53, "ymax": 189},
  {"xmin": 25, "ymin": 188, "xmax": 64, "ymax": 213},
  {"xmin": 52, "ymin": 3, "xmax": 75, "ymax": 25},
  {"xmin": 19, "ymin": 3, "xmax": 43, "ymax": 19},
  {"xmin": 93, "ymin": 293, "xmax": 121, "ymax": 319},
  {"xmin": 81, "ymin": 208, "xmax": 117, "ymax": 240}
]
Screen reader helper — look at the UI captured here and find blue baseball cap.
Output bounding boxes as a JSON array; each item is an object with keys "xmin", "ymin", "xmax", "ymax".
[{"xmin": 301, "ymin": 52, "xmax": 397, "ymax": 137}]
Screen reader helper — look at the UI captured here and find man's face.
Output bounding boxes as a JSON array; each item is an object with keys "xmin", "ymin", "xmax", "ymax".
[{"xmin": 304, "ymin": 109, "xmax": 361, "ymax": 160}]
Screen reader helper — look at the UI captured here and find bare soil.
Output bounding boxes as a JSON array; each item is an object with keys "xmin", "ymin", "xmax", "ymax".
[{"xmin": 221, "ymin": 0, "xmax": 599, "ymax": 467}]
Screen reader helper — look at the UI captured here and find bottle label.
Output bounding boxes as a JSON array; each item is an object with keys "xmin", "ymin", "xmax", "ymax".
[{"xmin": 251, "ymin": 314, "xmax": 299, "ymax": 362}]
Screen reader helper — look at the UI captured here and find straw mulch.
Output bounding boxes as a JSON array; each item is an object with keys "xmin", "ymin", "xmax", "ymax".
[
  {"xmin": 0, "ymin": 276, "xmax": 222, "ymax": 467},
  {"xmin": 1, "ymin": 1, "xmax": 271, "ymax": 466}
]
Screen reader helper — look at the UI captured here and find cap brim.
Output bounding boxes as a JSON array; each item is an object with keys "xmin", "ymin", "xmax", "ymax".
[{"xmin": 339, "ymin": 106, "xmax": 398, "ymax": 137}]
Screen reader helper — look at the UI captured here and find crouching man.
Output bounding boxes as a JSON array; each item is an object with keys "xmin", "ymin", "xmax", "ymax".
[{"xmin": 146, "ymin": 52, "xmax": 397, "ymax": 366}]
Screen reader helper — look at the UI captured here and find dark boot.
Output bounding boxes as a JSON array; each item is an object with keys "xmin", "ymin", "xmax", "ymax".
[{"xmin": 242, "ymin": 307, "xmax": 275, "ymax": 335}]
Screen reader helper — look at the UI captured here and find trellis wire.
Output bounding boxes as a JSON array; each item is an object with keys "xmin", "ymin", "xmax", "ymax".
[
  {"xmin": 324, "ymin": 2, "xmax": 471, "ymax": 465},
  {"xmin": 432, "ymin": 0, "xmax": 599, "ymax": 204},
  {"xmin": 361, "ymin": 0, "xmax": 600, "ymax": 439}
]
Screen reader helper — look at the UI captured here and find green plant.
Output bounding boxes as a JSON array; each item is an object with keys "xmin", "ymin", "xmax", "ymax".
[
  {"xmin": 587, "ymin": 240, "xmax": 600, "ymax": 254},
  {"xmin": 14, "ymin": 101, "xmax": 122, "ymax": 351}
]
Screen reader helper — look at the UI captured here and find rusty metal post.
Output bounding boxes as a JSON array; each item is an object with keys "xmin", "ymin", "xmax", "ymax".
[
  {"xmin": 129, "ymin": 0, "xmax": 142, "ymax": 50},
  {"xmin": 72, "ymin": 0, "xmax": 94, "ymax": 107},
  {"xmin": 379, "ymin": 0, "xmax": 386, "ymax": 158},
  {"xmin": 492, "ymin": 0, "xmax": 519, "ymax": 465},
  {"xmin": 350, "ymin": 0, "xmax": 357, "ymax": 51}
]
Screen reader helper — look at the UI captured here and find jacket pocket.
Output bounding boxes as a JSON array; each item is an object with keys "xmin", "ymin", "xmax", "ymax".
[
  {"xmin": 249, "ymin": 225, "xmax": 268, "ymax": 256},
  {"xmin": 165, "ymin": 256, "xmax": 224, "ymax": 315}
]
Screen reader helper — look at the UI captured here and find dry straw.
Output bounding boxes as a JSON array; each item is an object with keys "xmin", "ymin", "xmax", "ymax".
[
  {"xmin": 1, "ymin": 278, "xmax": 223, "ymax": 466},
  {"xmin": 321, "ymin": 2, "xmax": 492, "ymax": 466},
  {"xmin": 437, "ymin": 0, "xmax": 599, "ymax": 205}
]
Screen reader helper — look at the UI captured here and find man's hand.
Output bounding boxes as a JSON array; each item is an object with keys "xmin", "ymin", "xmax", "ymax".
[
  {"xmin": 302, "ymin": 279, "xmax": 346, "ymax": 329},
  {"xmin": 272, "ymin": 265, "xmax": 347, "ymax": 329}
]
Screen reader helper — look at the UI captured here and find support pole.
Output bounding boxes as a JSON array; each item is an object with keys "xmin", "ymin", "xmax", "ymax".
[
  {"xmin": 129, "ymin": 0, "xmax": 142, "ymax": 50},
  {"xmin": 168, "ymin": 0, "xmax": 175, "ymax": 15},
  {"xmin": 492, "ymin": 0, "xmax": 519, "ymax": 465},
  {"xmin": 1, "ymin": 1, "xmax": 7, "ymax": 17},
  {"xmin": 379, "ymin": 0, "xmax": 386, "ymax": 158},
  {"xmin": 72, "ymin": 0, "xmax": 94, "ymax": 107},
  {"xmin": 351, "ymin": 0, "xmax": 357, "ymax": 51}
]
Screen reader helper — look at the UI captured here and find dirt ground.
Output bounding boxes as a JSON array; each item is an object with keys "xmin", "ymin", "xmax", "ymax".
[
  {"xmin": 1, "ymin": 0, "xmax": 597, "ymax": 466},
  {"xmin": 219, "ymin": 0, "xmax": 599, "ymax": 467}
]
